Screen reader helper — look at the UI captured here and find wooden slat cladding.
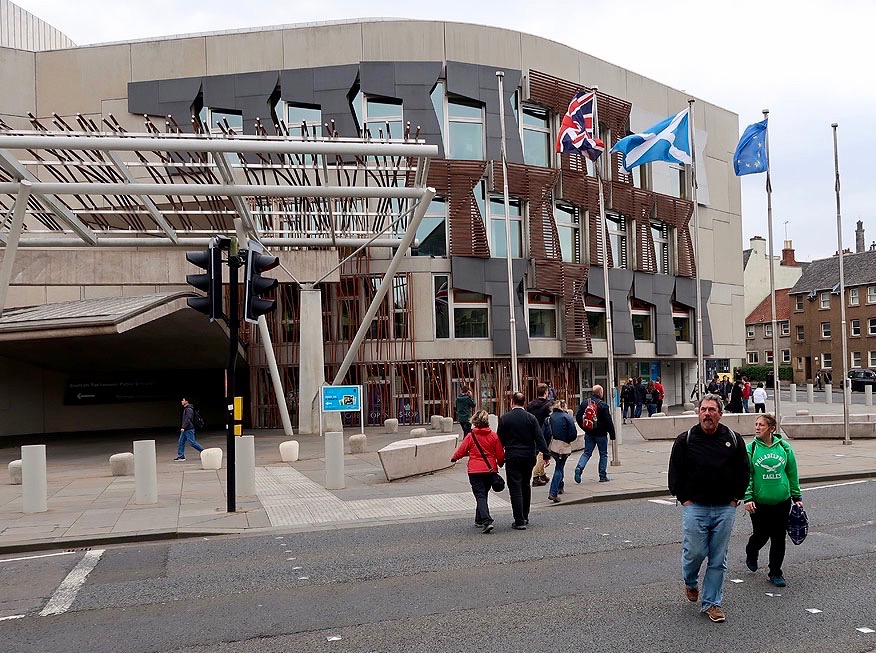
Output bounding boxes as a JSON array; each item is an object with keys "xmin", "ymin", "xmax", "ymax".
[
  {"xmin": 489, "ymin": 161, "xmax": 560, "ymax": 260},
  {"xmin": 563, "ymin": 262, "xmax": 591, "ymax": 355},
  {"xmin": 423, "ymin": 159, "xmax": 490, "ymax": 258},
  {"xmin": 656, "ymin": 194, "xmax": 696, "ymax": 277}
]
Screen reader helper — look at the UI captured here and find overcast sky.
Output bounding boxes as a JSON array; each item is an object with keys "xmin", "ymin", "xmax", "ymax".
[{"xmin": 14, "ymin": 0, "xmax": 875, "ymax": 262}]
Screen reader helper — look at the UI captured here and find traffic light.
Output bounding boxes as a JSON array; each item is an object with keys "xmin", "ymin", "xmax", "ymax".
[
  {"xmin": 244, "ymin": 246, "xmax": 279, "ymax": 324},
  {"xmin": 185, "ymin": 245, "xmax": 223, "ymax": 321}
]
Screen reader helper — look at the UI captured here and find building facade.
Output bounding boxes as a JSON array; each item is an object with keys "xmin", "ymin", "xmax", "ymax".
[
  {"xmin": 745, "ymin": 289, "xmax": 792, "ymax": 369},
  {"xmin": 742, "ymin": 236, "xmax": 806, "ymax": 318},
  {"xmin": 0, "ymin": 15, "xmax": 745, "ymax": 435}
]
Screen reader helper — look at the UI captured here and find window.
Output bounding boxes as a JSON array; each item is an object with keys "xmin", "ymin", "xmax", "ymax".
[
  {"xmin": 453, "ymin": 289, "xmax": 489, "ymax": 338},
  {"xmin": 764, "ymin": 323, "xmax": 773, "ymax": 338},
  {"xmin": 391, "ymin": 276, "xmax": 409, "ymax": 339},
  {"xmin": 780, "ymin": 321, "xmax": 790, "ymax": 337},
  {"xmin": 870, "ymin": 351, "xmax": 876, "ymax": 368},
  {"xmin": 796, "ymin": 325, "xmax": 805, "ymax": 341},
  {"xmin": 434, "ymin": 275, "xmax": 449, "ymax": 339},
  {"xmin": 820, "ymin": 292, "xmax": 830, "ymax": 309},
  {"xmin": 795, "ymin": 295, "xmax": 804, "ymax": 311},
  {"xmin": 478, "ymin": 189, "xmax": 523, "ymax": 258},
  {"xmin": 747, "ymin": 351, "xmax": 759, "ymax": 364},
  {"xmin": 198, "ymin": 107, "xmax": 243, "ymax": 163},
  {"xmin": 527, "ymin": 293, "xmax": 557, "ymax": 338},
  {"xmin": 781, "ymin": 349, "xmax": 791, "ymax": 364},
  {"xmin": 672, "ymin": 303, "xmax": 691, "ymax": 341},
  {"xmin": 586, "ymin": 295, "xmax": 606, "ymax": 339},
  {"xmin": 765, "ymin": 350, "xmax": 774, "ymax": 363},
  {"xmin": 521, "ymin": 105, "xmax": 552, "ymax": 167},
  {"xmin": 651, "ymin": 221, "xmax": 671, "ymax": 274},
  {"xmin": 869, "ymin": 286, "xmax": 876, "ymax": 304},
  {"xmin": 606, "ymin": 213, "xmax": 629, "ymax": 269},
  {"xmin": 414, "ymin": 197, "xmax": 447, "ymax": 257},
  {"xmin": 363, "ymin": 97, "xmax": 403, "ymax": 139},
  {"xmin": 631, "ymin": 299, "xmax": 652, "ymax": 341},
  {"xmin": 447, "ymin": 98, "xmax": 484, "ymax": 160},
  {"xmin": 554, "ymin": 204, "xmax": 581, "ymax": 263},
  {"xmin": 851, "ymin": 319, "xmax": 861, "ymax": 337},
  {"xmin": 287, "ymin": 104, "xmax": 322, "ymax": 138},
  {"xmin": 823, "ymin": 352, "xmax": 832, "ymax": 368},
  {"xmin": 870, "ymin": 317, "xmax": 876, "ymax": 336},
  {"xmin": 850, "ymin": 288, "xmax": 860, "ymax": 306},
  {"xmin": 746, "ymin": 325, "xmax": 755, "ymax": 339},
  {"xmin": 821, "ymin": 322, "xmax": 831, "ymax": 338},
  {"xmin": 852, "ymin": 351, "xmax": 862, "ymax": 368}
]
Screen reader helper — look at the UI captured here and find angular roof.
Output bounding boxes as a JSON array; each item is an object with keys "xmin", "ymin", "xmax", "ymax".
[
  {"xmin": 789, "ymin": 249, "xmax": 876, "ymax": 294},
  {"xmin": 742, "ymin": 249, "xmax": 753, "ymax": 269},
  {"xmin": 745, "ymin": 289, "xmax": 793, "ymax": 325}
]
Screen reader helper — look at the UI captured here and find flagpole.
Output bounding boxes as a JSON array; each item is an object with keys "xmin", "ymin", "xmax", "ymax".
[
  {"xmin": 496, "ymin": 71, "xmax": 520, "ymax": 393},
  {"xmin": 592, "ymin": 87, "xmax": 620, "ymax": 466},
  {"xmin": 831, "ymin": 123, "xmax": 851, "ymax": 445},
  {"xmin": 762, "ymin": 109, "xmax": 782, "ymax": 423},
  {"xmin": 688, "ymin": 99, "xmax": 705, "ymax": 404}
]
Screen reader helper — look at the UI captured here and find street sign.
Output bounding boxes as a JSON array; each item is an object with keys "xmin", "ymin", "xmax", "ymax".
[{"xmin": 321, "ymin": 385, "xmax": 362, "ymax": 412}]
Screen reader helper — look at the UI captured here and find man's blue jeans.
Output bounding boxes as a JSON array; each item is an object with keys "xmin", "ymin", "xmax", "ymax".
[
  {"xmin": 548, "ymin": 453, "xmax": 569, "ymax": 497},
  {"xmin": 681, "ymin": 503, "xmax": 737, "ymax": 610},
  {"xmin": 177, "ymin": 429, "xmax": 204, "ymax": 458},
  {"xmin": 575, "ymin": 434, "xmax": 608, "ymax": 480}
]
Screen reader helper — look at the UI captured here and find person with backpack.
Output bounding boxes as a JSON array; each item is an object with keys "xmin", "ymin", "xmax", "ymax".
[
  {"xmin": 454, "ymin": 385, "xmax": 477, "ymax": 437},
  {"xmin": 573, "ymin": 384, "xmax": 616, "ymax": 484},
  {"xmin": 743, "ymin": 414, "xmax": 803, "ymax": 588},
  {"xmin": 175, "ymin": 396, "xmax": 205, "ymax": 462},
  {"xmin": 451, "ymin": 410, "xmax": 505, "ymax": 534},
  {"xmin": 545, "ymin": 401, "xmax": 578, "ymax": 503},
  {"xmin": 654, "ymin": 377, "xmax": 665, "ymax": 414}
]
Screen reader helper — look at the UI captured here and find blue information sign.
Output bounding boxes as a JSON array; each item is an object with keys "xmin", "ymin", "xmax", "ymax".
[{"xmin": 321, "ymin": 385, "xmax": 362, "ymax": 412}]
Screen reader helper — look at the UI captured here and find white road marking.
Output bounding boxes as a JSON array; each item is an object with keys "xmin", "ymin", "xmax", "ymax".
[
  {"xmin": 806, "ymin": 608, "xmax": 823, "ymax": 614},
  {"xmin": 648, "ymin": 499, "xmax": 675, "ymax": 505},
  {"xmin": 39, "ymin": 549, "xmax": 104, "ymax": 617},
  {"xmin": 765, "ymin": 592, "xmax": 782, "ymax": 597},
  {"xmin": 856, "ymin": 627, "xmax": 875, "ymax": 633},
  {"xmin": 730, "ymin": 579, "xmax": 744, "ymax": 583},
  {"xmin": 0, "ymin": 551, "xmax": 76, "ymax": 564},
  {"xmin": 0, "ymin": 615, "xmax": 25, "ymax": 621},
  {"xmin": 803, "ymin": 480, "xmax": 869, "ymax": 492}
]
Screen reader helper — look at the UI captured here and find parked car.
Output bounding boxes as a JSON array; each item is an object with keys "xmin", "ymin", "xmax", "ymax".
[{"xmin": 847, "ymin": 369, "xmax": 876, "ymax": 392}]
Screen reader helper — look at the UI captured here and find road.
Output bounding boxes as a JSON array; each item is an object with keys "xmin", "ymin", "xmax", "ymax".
[{"xmin": 1, "ymin": 480, "xmax": 875, "ymax": 653}]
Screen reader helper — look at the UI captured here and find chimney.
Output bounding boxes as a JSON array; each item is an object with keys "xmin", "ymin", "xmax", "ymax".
[
  {"xmin": 856, "ymin": 220, "xmax": 865, "ymax": 253},
  {"xmin": 780, "ymin": 239, "xmax": 797, "ymax": 266}
]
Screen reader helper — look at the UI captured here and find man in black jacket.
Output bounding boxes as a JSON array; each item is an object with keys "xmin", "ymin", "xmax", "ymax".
[
  {"xmin": 526, "ymin": 383, "xmax": 553, "ymax": 487},
  {"xmin": 497, "ymin": 391, "xmax": 550, "ymax": 530},
  {"xmin": 573, "ymin": 385, "xmax": 616, "ymax": 483},
  {"xmin": 174, "ymin": 396, "xmax": 205, "ymax": 462},
  {"xmin": 668, "ymin": 394, "xmax": 749, "ymax": 624}
]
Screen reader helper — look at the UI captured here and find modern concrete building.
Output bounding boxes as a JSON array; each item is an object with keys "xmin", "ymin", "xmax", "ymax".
[{"xmin": 0, "ymin": 10, "xmax": 746, "ymax": 436}]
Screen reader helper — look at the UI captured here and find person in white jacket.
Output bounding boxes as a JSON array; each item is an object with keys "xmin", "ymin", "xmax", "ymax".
[{"xmin": 752, "ymin": 383, "xmax": 768, "ymax": 413}]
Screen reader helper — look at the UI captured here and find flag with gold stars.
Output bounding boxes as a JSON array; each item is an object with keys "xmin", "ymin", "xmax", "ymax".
[{"xmin": 733, "ymin": 118, "xmax": 769, "ymax": 176}]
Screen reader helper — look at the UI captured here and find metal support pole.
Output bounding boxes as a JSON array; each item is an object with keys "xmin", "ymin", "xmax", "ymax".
[
  {"xmin": 762, "ymin": 109, "xmax": 782, "ymax": 423},
  {"xmin": 688, "ymin": 99, "xmax": 705, "ymax": 404},
  {"xmin": 0, "ymin": 180, "xmax": 31, "ymax": 318},
  {"xmin": 226, "ymin": 240, "xmax": 240, "ymax": 511},
  {"xmin": 831, "ymin": 124, "xmax": 851, "ymax": 446}
]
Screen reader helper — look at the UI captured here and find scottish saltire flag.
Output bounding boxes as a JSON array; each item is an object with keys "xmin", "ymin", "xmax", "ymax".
[
  {"xmin": 733, "ymin": 118, "xmax": 769, "ymax": 176},
  {"xmin": 556, "ymin": 91, "xmax": 605, "ymax": 161},
  {"xmin": 610, "ymin": 109, "xmax": 691, "ymax": 171}
]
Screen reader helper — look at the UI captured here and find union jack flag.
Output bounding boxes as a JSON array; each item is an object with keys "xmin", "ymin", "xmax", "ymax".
[{"xmin": 555, "ymin": 90, "xmax": 604, "ymax": 161}]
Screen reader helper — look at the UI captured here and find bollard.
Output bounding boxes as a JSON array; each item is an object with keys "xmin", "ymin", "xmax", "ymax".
[
  {"xmin": 440, "ymin": 417, "xmax": 454, "ymax": 433},
  {"xmin": 349, "ymin": 433, "xmax": 367, "ymax": 453},
  {"xmin": 325, "ymin": 431, "xmax": 345, "ymax": 490},
  {"xmin": 825, "ymin": 384, "xmax": 833, "ymax": 404},
  {"xmin": 790, "ymin": 383, "xmax": 797, "ymax": 403},
  {"xmin": 806, "ymin": 383, "xmax": 814, "ymax": 403},
  {"xmin": 133, "ymin": 440, "xmax": 158, "ymax": 505},
  {"xmin": 430, "ymin": 415, "xmax": 441, "ymax": 430},
  {"xmin": 279, "ymin": 440, "xmax": 299, "ymax": 462},
  {"xmin": 21, "ymin": 444, "xmax": 47, "ymax": 513},
  {"xmin": 235, "ymin": 436, "xmax": 256, "ymax": 497},
  {"xmin": 866, "ymin": 385, "xmax": 873, "ymax": 407}
]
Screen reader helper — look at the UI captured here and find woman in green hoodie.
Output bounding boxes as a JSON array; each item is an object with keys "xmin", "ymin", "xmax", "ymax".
[{"xmin": 743, "ymin": 414, "xmax": 804, "ymax": 587}]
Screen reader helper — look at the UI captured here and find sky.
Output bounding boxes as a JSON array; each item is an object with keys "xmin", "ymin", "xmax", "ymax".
[{"xmin": 13, "ymin": 0, "xmax": 876, "ymax": 263}]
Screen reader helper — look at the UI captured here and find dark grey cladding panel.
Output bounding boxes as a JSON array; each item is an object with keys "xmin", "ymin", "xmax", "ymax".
[
  {"xmin": 633, "ymin": 272, "xmax": 654, "ymax": 303},
  {"xmin": 279, "ymin": 64, "xmax": 359, "ymax": 138},
  {"xmin": 446, "ymin": 61, "xmax": 480, "ymax": 99},
  {"xmin": 608, "ymin": 268, "xmax": 635, "ymax": 355},
  {"xmin": 279, "ymin": 68, "xmax": 315, "ymax": 105},
  {"xmin": 235, "ymin": 71, "xmax": 280, "ymax": 99},
  {"xmin": 359, "ymin": 61, "xmax": 395, "ymax": 97},
  {"xmin": 397, "ymin": 85, "xmax": 432, "ymax": 110},
  {"xmin": 700, "ymin": 280, "xmax": 714, "ymax": 356},
  {"xmin": 674, "ymin": 276, "xmax": 697, "ymax": 307},
  {"xmin": 129, "ymin": 77, "xmax": 202, "ymax": 125},
  {"xmin": 587, "ymin": 268, "xmax": 606, "ymax": 300},
  {"xmin": 313, "ymin": 64, "xmax": 359, "ymax": 91},
  {"xmin": 201, "ymin": 75, "xmax": 236, "ymax": 109},
  {"xmin": 396, "ymin": 61, "xmax": 442, "ymax": 85},
  {"xmin": 650, "ymin": 273, "xmax": 678, "ymax": 356},
  {"xmin": 158, "ymin": 77, "xmax": 202, "ymax": 103}
]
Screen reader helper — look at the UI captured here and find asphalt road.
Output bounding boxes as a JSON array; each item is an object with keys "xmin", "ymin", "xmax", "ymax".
[{"xmin": 2, "ymin": 480, "xmax": 875, "ymax": 653}]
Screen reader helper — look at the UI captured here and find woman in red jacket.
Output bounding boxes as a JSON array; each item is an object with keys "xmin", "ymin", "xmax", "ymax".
[{"xmin": 451, "ymin": 409, "xmax": 505, "ymax": 533}]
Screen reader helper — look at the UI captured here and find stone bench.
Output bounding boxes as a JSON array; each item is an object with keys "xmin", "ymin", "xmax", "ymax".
[
  {"xmin": 200, "ymin": 447, "xmax": 223, "ymax": 470},
  {"xmin": 377, "ymin": 434, "xmax": 459, "ymax": 481},
  {"xmin": 8, "ymin": 459, "xmax": 22, "ymax": 484},
  {"xmin": 781, "ymin": 414, "xmax": 876, "ymax": 439},
  {"xmin": 632, "ymin": 413, "xmax": 760, "ymax": 440},
  {"xmin": 109, "ymin": 452, "xmax": 134, "ymax": 476}
]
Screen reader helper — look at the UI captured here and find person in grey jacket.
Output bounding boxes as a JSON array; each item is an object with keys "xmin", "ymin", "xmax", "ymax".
[{"xmin": 174, "ymin": 396, "xmax": 205, "ymax": 461}]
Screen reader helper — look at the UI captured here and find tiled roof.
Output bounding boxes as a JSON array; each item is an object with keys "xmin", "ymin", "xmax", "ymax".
[
  {"xmin": 789, "ymin": 249, "xmax": 876, "ymax": 294},
  {"xmin": 745, "ymin": 288, "xmax": 793, "ymax": 325}
]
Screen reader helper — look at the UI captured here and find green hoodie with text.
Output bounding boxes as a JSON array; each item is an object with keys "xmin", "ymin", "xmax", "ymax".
[{"xmin": 744, "ymin": 436, "xmax": 802, "ymax": 505}]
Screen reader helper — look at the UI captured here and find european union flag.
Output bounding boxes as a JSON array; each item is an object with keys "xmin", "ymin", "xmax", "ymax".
[
  {"xmin": 610, "ymin": 109, "xmax": 691, "ymax": 171},
  {"xmin": 733, "ymin": 118, "xmax": 768, "ymax": 176}
]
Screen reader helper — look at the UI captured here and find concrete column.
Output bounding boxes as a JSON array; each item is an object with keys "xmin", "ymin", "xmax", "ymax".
[
  {"xmin": 133, "ymin": 440, "xmax": 158, "ymax": 505},
  {"xmin": 825, "ymin": 384, "xmax": 833, "ymax": 404},
  {"xmin": 21, "ymin": 444, "xmax": 47, "ymax": 513},
  {"xmin": 865, "ymin": 385, "xmax": 873, "ymax": 406},
  {"xmin": 298, "ymin": 288, "xmax": 340, "ymax": 434},
  {"xmin": 235, "ymin": 436, "xmax": 256, "ymax": 497},
  {"xmin": 789, "ymin": 383, "xmax": 797, "ymax": 403},
  {"xmin": 325, "ymin": 431, "xmax": 344, "ymax": 490},
  {"xmin": 806, "ymin": 383, "xmax": 814, "ymax": 403}
]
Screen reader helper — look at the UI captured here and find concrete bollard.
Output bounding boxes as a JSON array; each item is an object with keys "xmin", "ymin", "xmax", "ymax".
[
  {"xmin": 410, "ymin": 427, "xmax": 428, "ymax": 438},
  {"xmin": 825, "ymin": 384, "xmax": 833, "ymax": 404},
  {"xmin": 683, "ymin": 402, "xmax": 695, "ymax": 411},
  {"xmin": 384, "ymin": 418, "xmax": 399, "ymax": 434},
  {"xmin": 109, "ymin": 452, "xmax": 135, "ymax": 476},
  {"xmin": 430, "ymin": 415, "xmax": 442, "ymax": 430},
  {"xmin": 133, "ymin": 440, "xmax": 158, "ymax": 505},
  {"xmin": 200, "ymin": 448, "xmax": 223, "ymax": 470},
  {"xmin": 440, "ymin": 417, "xmax": 454, "ymax": 433},
  {"xmin": 349, "ymin": 433, "xmax": 367, "ymax": 453},
  {"xmin": 8, "ymin": 459, "xmax": 22, "ymax": 484},
  {"xmin": 488, "ymin": 414, "xmax": 499, "ymax": 432},
  {"xmin": 796, "ymin": 409, "xmax": 809, "ymax": 416},
  {"xmin": 790, "ymin": 383, "xmax": 797, "ymax": 403},
  {"xmin": 806, "ymin": 383, "xmax": 814, "ymax": 403},
  {"xmin": 612, "ymin": 406, "xmax": 623, "ymax": 446},
  {"xmin": 682, "ymin": 410, "xmax": 697, "ymax": 415},
  {"xmin": 279, "ymin": 440, "xmax": 299, "ymax": 462},
  {"xmin": 235, "ymin": 436, "xmax": 256, "ymax": 497},
  {"xmin": 325, "ymin": 431, "xmax": 344, "ymax": 490},
  {"xmin": 866, "ymin": 385, "xmax": 873, "ymax": 407},
  {"xmin": 21, "ymin": 445, "xmax": 47, "ymax": 513}
]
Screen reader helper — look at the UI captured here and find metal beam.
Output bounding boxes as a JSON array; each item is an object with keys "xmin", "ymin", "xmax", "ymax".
[
  {"xmin": 0, "ymin": 181, "xmax": 32, "ymax": 317},
  {"xmin": 213, "ymin": 151, "xmax": 259, "ymax": 239},
  {"xmin": 13, "ymin": 237, "xmax": 408, "ymax": 248},
  {"xmin": 105, "ymin": 151, "xmax": 179, "ymax": 244}
]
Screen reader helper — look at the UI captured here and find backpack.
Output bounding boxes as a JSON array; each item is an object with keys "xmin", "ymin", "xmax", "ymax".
[
  {"xmin": 193, "ymin": 409, "xmax": 206, "ymax": 430},
  {"xmin": 542, "ymin": 414, "xmax": 553, "ymax": 442},
  {"xmin": 581, "ymin": 399, "xmax": 598, "ymax": 431}
]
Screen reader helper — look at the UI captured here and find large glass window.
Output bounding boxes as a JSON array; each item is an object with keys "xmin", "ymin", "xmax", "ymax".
[
  {"xmin": 631, "ymin": 300, "xmax": 652, "ymax": 341},
  {"xmin": 448, "ymin": 98, "xmax": 484, "ymax": 160},
  {"xmin": 199, "ymin": 108, "xmax": 243, "ymax": 163},
  {"xmin": 364, "ymin": 97, "xmax": 403, "ymax": 139},
  {"xmin": 392, "ymin": 275, "xmax": 409, "ymax": 340},
  {"xmin": 651, "ymin": 221, "xmax": 671, "ymax": 274},
  {"xmin": 673, "ymin": 303, "xmax": 691, "ymax": 342},
  {"xmin": 606, "ymin": 213, "xmax": 629, "ymax": 269},
  {"xmin": 522, "ymin": 105, "xmax": 551, "ymax": 168},
  {"xmin": 287, "ymin": 104, "xmax": 322, "ymax": 138},
  {"xmin": 585, "ymin": 295, "xmax": 606, "ymax": 339},
  {"xmin": 554, "ymin": 204, "xmax": 580, "ymax": 263},
  {"xmin": 453, "ymin": 289, "xmax": 489, "ymax": 338},
  {"xmin": 477, "ymin": 186, "xmax": 523, "ymax": 258},
  {"xmin": 415, "ymin": 197, "xmax": 447, "ymax": 257},
  {"xmin": 434, "ymin": 275, "xmax": 450, "ymax": 339},
  {"xmin": 527, "ymin": 293, "xmax": 557, "ymax": 338}
]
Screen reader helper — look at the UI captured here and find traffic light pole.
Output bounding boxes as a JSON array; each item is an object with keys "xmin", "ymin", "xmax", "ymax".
[{"xmin": 226, "ymin": 242, "xmax": 240, "ymax": 513}]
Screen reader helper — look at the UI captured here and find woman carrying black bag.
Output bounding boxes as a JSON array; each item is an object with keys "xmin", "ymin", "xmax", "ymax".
[{"xmin": 451, "ymin": 410, "xmax": 505, "ymax": 533}]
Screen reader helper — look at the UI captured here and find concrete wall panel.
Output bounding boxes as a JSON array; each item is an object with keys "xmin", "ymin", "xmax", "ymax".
[
  {"xmin": 36, "ymin": 44, "xmax": 131, "ymax": 116},
  {"xmin": 206, "ymin": 30, "xmax": 283, "ymax": 75},
  {"xmin": 131, "ymin": 37, "xmax": 207, "ymax": 82},
  {"xmin": 363, "ymin": 21, "xmax": 445, "ymax": 62},
  {"xmin": 444, "ymin": 22, "xmax": 521, "ymax": 70},
  {"xmin": 282, "ymin": 23, "xmax": 363, "ymax": 68},
  {"xmin": 0, "ymin": 46, "xmax": 35, "ymax": 116}
]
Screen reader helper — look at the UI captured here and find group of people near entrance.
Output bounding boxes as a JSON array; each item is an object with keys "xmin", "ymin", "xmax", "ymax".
[
  {"xmin": 620, "ymin": 377, "xmax": 665, "ymax": 420},
  {"xmin": 452, "ymin": 385, "xmax": 803, "ymax": 624},
  {"xmin": 705, "ymin": 372, "xmax": 768, "ymax": 413}
]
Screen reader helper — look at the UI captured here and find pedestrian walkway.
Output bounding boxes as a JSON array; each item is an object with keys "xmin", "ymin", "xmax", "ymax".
[{"xmin": 1, "ymin": 398, "xmax": 875, "ymax": 552}]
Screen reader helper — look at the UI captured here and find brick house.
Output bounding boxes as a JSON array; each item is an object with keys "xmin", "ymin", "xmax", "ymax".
[{"xmin": 745, "ymin": 289, "xmax": 792, "ymax": 369}]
